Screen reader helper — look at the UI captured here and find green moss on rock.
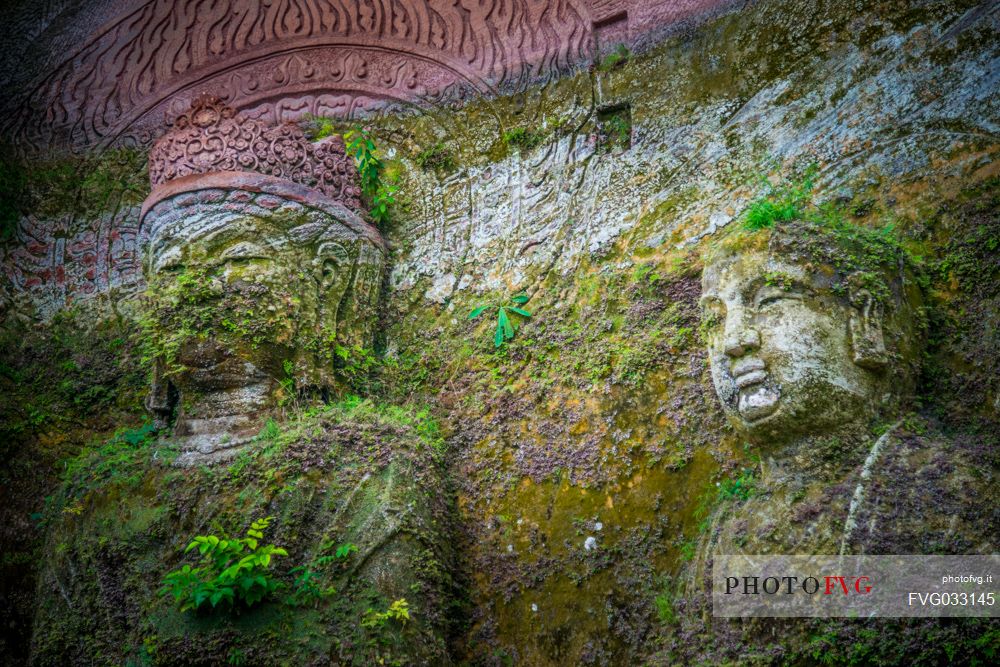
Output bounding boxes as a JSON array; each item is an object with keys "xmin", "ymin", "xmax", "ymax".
[{"xmin": 30, "ymin": 399, "xmax": 460, "ymax": 667}]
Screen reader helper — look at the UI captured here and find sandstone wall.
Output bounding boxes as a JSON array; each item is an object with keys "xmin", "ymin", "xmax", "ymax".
[{"xmin": 1, "ymin": 0, "xmax": 998, "ymax": 665}]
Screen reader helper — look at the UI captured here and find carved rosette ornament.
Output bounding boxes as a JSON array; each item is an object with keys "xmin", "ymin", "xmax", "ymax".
[
  {"xmin": 148, "ymin": 95, "xmax": 363, "ymax": 213},
  {"xmin": 139, "ymin": 97, "xmax": 384, "ymax": 466}
]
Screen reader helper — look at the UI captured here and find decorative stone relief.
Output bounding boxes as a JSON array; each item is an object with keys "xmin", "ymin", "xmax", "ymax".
[
  {"xmin": 0, "ymin": 0, "xmax": 732, "ymax": 153},
  {"xmin": 149, "ymin": 95, "xmax": 363, "ymax": 214},
  {"xmin": 0, "ymin": 207, "xmax": 144, "ymax": 318}
]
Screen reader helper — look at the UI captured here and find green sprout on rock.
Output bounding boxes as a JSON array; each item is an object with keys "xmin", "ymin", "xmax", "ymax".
[
  {"xmin": 469, "ymin": 294, "xmax": 532, "ymax": 348},
  {"xmin": 415, "ymin": 142, "xmax": 456, "ymax": 172},
  {"xmin": 501, "ymin": 127, "xmax": 544, "ymax": 153},
  {"xmin": 345, "ymin": 127, "xmax": 397, "ymax": 228},
  {"xmin": 743, "ymin": 166, "xmax": 817, "ymax": 230},
  {"xmin": 159, "ymin": 517, "xmax": 287, "ymax": 613},
  {"xmin": 597, "ymin": 43, "xmax": 631, "ymax": 71},
  {"xmin": 362, "ymin": 598, "xmax": 411, "ymax": 628}
]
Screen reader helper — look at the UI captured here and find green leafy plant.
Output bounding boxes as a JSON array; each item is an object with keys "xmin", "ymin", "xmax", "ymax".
[
  {"xmin": 744, "ymin": 166, "xmax": 817, "ymax": 230},
  {"xmin": 544, "ymin": 114, "xmax": 570, "ymax": 136},
  {"xmin": 501, "ymin": 127, "xmax": 544, "ymax": 153},
  {"xmin": 285, "ymin": 567, "xmax": 332, "ymax": 607},
  {"xmin": 333, "ymin": 542, "xmax": 359, "ymax": 560},
  {"xmin": 159, "ymin": 517, "xmax": 288, "ymax": 613},
  {"xmin": 345, "ymin": 127, "xmax": 383, "ymax": 198},
  {"xmin": 678, "ymin": 538, "xmax": 697, "ymax": 562},
  {"xmin": 331, "ymin": 344, "xmax": 379, "ymax": 393},
  {"xmin": 414, "ymin": 142, "xmax": 456, "ymax": 172},
  {"xmin": 633, "ymin": 263, "xmax": 662, "ymax": 283},
  {"xmin": 469, "ymin": 294, "xmax": 532, "ymax": 348},
  {"xmin": 605, "ymin": 114, "xmax": 631, "ymax": 143},
  {"xmin": 598, "ymin": 106, "xmax": 632, "ymax": 150},
  {"xmin": 718, "ymin": 468, "xmax": 757, "ymax": 501},
  {"xmin": 258, "ymin": 418, "xmax": 281, "ymax": 440},
  {"xmin": 763, "ymin": 271, "xmax": 795, "ymax": 290},
  {"xmin": 654, "ymin": 577, "xmax": 677, "ymax": 624},
  {"xmin": 60, "ymin": 422, "xmax": 162, "ymax": 498},
  {"xmin": 277, "ymin": 359, "xmax": 296, "ymax": 409},
  {"xmin": 362, "ymin": 598, "xmax": 411, "ymax": 628},
  {"xmin": 285, "ymin": 542, "xmax": 356, "ymax": 607},
  {"xmin": 301, "ymin": 114, "xmax": 338, "ymax": 141},
  {"xmin": 345, "ymin": 127, "xmax": 397, "ymax": 227},
  {"xmin": 369, "ymin": 178, "xmax": 398, "ymax": 227}
]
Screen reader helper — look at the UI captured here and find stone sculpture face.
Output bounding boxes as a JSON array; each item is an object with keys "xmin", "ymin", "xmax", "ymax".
[
  {"xmin": 700, "ymin": 229, "xmax": 917, "ymax": 445},
  {"xmin": 140, "ymin": 98, "xmax": 383, "ymax": 464},
  {"xmin": 143, "ymin": 182, "xmax": 383, "ymax": 464}
]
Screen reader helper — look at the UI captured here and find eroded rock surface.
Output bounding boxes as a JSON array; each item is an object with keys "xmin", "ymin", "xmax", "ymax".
[
  {"xmin": 1, "ymin": 1, "xmax": 998, "ymax": 666},
  {"xmin": 29, "ymin": 402, "xmax": 458, "ymax": 667}
]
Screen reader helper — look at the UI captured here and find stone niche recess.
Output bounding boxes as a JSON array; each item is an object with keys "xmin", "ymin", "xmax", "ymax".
[{"xmin": 139, "ymin": 96, "xmax": 385, "ymax": 466}]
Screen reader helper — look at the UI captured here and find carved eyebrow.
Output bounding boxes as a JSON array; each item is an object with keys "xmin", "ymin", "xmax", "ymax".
[
  {"xmin": 751, "ymin": 278, "xmax": 808, "ymax": 305},
  {"xmin": 219, "ymin": 241, "xmax": 272, "ymax": 260}
]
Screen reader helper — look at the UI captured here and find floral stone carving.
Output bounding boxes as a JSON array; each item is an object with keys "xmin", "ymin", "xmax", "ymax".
[
  {"xmin": 148, "ymin": 95, "xmax": 363, "ymax": 214},
  {"xmin": 140, "ymin": 100, "xmax": 385, "ymax": 466}
]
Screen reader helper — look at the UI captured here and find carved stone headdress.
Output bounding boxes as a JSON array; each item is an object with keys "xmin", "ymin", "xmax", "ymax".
[{"xmin": 148, "ymin": 95, "xmax": 363, "ymax": 213}]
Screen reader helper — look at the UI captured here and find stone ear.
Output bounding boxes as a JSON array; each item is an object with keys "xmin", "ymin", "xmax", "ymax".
[
  {"xmin": 849, "ymin": 288, "xmax": 888, "ymax": 369},
  {"xmin": 314, "ymin": 242, "xmax": 349, "ymax": 290}
]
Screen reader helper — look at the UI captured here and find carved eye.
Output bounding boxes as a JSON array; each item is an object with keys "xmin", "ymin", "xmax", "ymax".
[
  {"xmin": 755, "ymin": 284, "xmax": 802, "ymax": 308},
  {"xmin": 220, "ymin": 241, "xmax": 271, "ymax": 262}
]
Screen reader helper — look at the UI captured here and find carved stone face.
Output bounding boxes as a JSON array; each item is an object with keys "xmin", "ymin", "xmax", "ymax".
[
  {"xmin": 142, "ymin": 182, "xmax": 383, "ymax": 464},
  {"xmin": 701, "ymin": 248, "xmax": 892, "ymax": 445}
]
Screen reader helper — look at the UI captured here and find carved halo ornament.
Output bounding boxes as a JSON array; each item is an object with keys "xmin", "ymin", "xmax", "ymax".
[{"xmin": 0, "ymin": 0, "xmax": 675, "ymax": 153}]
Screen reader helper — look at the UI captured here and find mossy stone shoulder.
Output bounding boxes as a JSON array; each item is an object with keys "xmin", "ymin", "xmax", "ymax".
[{"xmin": 30, "ymin": 401, "xmax": 458, "ymax": 667}]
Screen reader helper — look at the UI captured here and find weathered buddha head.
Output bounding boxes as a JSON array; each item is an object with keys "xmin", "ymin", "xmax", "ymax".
[
  {"xmin": 139, "ymin": 98, "xmax": 382, "ymax": 464},
  {"xmin": 700, "ymin": 220, "xmax": 923, "ymax": 446}
]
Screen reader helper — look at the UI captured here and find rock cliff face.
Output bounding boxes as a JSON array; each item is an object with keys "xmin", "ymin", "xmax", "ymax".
[{"xmin": 1, "ymin": 1, "xmax": 998, "ymax": 665}]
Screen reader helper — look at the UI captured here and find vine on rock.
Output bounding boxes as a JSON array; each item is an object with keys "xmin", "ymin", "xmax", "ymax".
[{"xmin": 345, "ymin": 127, "xmax": 397, "ymax": 229}]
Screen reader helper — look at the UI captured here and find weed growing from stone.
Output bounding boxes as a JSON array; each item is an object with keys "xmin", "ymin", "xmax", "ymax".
[
  {"xmin": 744, "ymin": 166, "xmax": 817, "ymax": 230},
  {"xmin": 159, "ymin": 516, "xmax": 288, "ymax": 612},
  {"xmin": 654, "ymin": 577, "xmax": 677, "ymax": 624},
  {"xmin": 469, "ymin": 293, "xmax": 533, "ymax": 348},
  {"xmin": 301, "ymin": 114, "xmax": 337, "ymax": 140},
  {"xmin": 363, "ymin": 598, "xmax": 411, "ymax": 628},
  {"xmin": 501, "ymin": 127, "xmax": 544, "ymax": 153},
  {"xmin": 346, "ymin": 127, "xmax": 397, "ymax": 228},
  {"xmin": 414, "ymin": 142, "xmax": 456, "ymax": 172},
  {"xmin": 597, "ymin": 43, "xmax": 631, "ymax": 71},
  {"xmin": 278, "ymin": 359, "xmax": 297, "ymax": 410},
  {"xmin": 598, "ymin": 105, "xmax": 632, "ymax": 150},
  {"xmin": 717, "ymin": 468, "xmax": 757, "ymax": 501},
  {"xmin": 286, "ymin": 543, "xmax": 356, "ymax": 608},
  {"xmin": 60, "ymin": 422, "xmax": 168, "ymax": 499}
]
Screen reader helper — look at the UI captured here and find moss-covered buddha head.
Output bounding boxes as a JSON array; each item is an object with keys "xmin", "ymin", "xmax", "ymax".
[
  {"xmin": 139, "ymin": 98, "xmax": 382, "ymax": 464},
  {"xmin": 700, "ymin": 220, "xmax": 923, "ymax": 446}
]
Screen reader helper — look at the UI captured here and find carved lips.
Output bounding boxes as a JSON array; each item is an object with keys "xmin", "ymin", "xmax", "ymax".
[{"xmin": 730, "ymin": 357, "xmax": 781, "ymax": 422}]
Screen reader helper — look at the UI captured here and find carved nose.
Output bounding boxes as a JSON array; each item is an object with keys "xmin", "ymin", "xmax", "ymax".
[{"xmin": 723, "ymin": 322, "xmax": 760, "ymax": 358}]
